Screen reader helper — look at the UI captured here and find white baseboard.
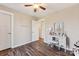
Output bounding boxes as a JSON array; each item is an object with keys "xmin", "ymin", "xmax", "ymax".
[{"xmin": 12, "ymin": 41, "xmax": 32, "ymax": 48}]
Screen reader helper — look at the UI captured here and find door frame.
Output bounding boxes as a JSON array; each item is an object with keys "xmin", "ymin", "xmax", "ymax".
[{"xmin": 0, "ymin": 10, "xmax": 14, "ymax": 48}]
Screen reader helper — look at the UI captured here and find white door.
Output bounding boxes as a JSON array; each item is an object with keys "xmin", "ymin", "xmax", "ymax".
[
  {"xmin": 0, "ymin": 12, "xmax": 11, "ymax": 51},
  {"xmin": 32, "ymin": 20, "xmax": 39, "ymax": 41}
]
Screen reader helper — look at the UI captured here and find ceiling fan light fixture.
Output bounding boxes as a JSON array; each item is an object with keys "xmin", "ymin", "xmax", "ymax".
[
  {"xmin": 24, "ymin": 3, "xmax": 46, "ymax": 12},
  {"xmin": 33, "ymin": 4, "xmax": 39, "ymax": 9}
]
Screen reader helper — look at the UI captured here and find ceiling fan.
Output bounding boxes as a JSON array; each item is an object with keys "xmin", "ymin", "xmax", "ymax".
[{"xmin": 24, "ymin": 3, "xmax": 46, "ymax": 12}]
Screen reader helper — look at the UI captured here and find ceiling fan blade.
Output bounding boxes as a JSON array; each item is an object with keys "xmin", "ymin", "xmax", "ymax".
[
  {"xmin": 24, "ymin": 5, "xmax": 32, "ymax": 7},
  {"xmin": 34, "ymin": 8, "xmax": 37, "ymax": 12},
  {"xmin": 39, "ymin": 6, "xmax": 46, "ymax": 10}
]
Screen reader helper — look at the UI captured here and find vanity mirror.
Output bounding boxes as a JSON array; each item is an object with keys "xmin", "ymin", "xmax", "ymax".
[{"xmin": 49, "ymin": 21, "xmax": 64, "ymax": 36}]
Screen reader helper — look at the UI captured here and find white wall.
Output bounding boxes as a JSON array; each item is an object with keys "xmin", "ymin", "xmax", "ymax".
[
  {"xmin": 0, "ymin": 5, "xmax": 37, "ymax": 48},
  {"xmin": 13, "ymin": 13, "xmax": 36, "ymax": 47},
  {"xmin": 41, "ymin": 4, "xmax": 79, "ymax": 50}
]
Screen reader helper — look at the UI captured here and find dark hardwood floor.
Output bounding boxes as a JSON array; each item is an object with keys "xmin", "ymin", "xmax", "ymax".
[{"xmin": 0, "ymin": 40, "xmax": 74, "ymax": 56}]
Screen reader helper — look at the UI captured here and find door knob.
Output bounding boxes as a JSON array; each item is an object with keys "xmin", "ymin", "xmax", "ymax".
[{"xmin": 8, "ymin": 33, "xmax": 11, "ymax": 34}]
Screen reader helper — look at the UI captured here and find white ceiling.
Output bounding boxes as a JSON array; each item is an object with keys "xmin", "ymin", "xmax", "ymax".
[{"xmin": 0, "ymin": 3, "xmax": 77, "ymax": 18}]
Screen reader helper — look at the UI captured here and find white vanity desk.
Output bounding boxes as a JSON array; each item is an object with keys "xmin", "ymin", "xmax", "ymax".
[{"xmin": 44, "ymin": 21, "xmax": 67, "ymax": 52}]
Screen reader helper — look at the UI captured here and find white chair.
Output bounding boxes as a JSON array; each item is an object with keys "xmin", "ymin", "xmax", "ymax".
[{"xmin": 73, "ymin": 42, "xmax": 79, "ymax": 56}]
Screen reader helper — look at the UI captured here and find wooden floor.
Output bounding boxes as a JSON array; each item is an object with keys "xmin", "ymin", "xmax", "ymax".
[{"xmin": 0, "ymin": 40, "xmax": 74, "ymax": 56}]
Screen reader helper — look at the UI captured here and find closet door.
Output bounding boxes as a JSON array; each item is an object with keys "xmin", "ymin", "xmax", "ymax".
[{"xmin": 0, "ymin": 12, "xmax": 11, "ymax": 51}]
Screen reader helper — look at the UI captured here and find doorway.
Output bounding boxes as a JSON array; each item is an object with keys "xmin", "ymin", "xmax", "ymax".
[
  {"xmin": 32, "ymin": 19, "xmax": 46, "ymax": 42},
  {"xmin": 38, "ymin": 19, "xmax": 46, "ymax": 42}
]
